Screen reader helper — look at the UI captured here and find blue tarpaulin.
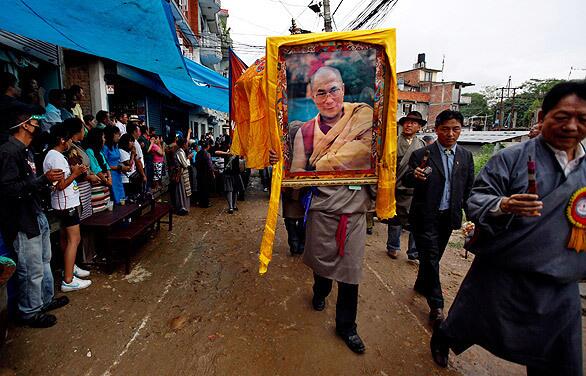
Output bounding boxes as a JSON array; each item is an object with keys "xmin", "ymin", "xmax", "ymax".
[
  {"xmin": 0, "ymin": 0, "xmax": 228, "ymax": 112},
  {"xmin": 160, "ymin": 58, "xmax": 228, "ymax": 113}
]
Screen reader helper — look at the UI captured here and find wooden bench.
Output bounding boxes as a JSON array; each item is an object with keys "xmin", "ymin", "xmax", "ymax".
[
  {"xmin": 107, "ymin": 203, "xmax": 172, "ymax": 274},
  {"xmin": 80, "ymin": 203, "xmax": 143, "ymax": 264}
]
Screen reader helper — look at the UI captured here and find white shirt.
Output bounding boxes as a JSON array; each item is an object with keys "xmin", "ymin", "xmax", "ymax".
[
  {"xmin": 119, "ymin": 149, "xmax": 135, "ymax": 183},
  {"xmin": 43, "ymin": 149, "xmax": 80, "ymax": 210},
  {"xmin": 546, "ymin": 143, "xmax": 586, "ymax": 177},
  {"xmin": 115, "ymin": 121, "xmax": 127, "ymax": 135},
  {"xmin": 134, "ymin": 140, "xmax": 144, "ymax": 168}
]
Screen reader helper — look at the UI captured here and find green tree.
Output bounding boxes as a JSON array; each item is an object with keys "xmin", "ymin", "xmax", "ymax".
[
  {"xmin": 489, "ymin": 78, "xmax": 564, "ymax": 129},
  {"xmin": 460, "ymin": 93, "xmax": 490, "ymax": 117}
]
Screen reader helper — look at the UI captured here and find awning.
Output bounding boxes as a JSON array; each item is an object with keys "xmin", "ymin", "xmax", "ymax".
[
  {"xmin": 160, "ymin": 58, "xmax": 229, "ymax": 113},
  {"xmin": 116, "ymin": 64, "xmax": 171, "ymax": 98},
  {"xmin": 0, "ymin": 0, "xmax": 228, "ymax": 112}
]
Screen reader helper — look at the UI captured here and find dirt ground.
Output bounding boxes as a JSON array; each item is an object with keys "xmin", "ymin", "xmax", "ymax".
[{"xmin": 0, "ymin": 181, "xmax": 581, "ymax": 376}]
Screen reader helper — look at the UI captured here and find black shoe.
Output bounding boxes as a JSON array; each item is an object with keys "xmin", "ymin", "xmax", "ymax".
[
  {"xmin": 228, "ymin": 208, "xmax": 234, "ymax": 214},
  {"xmin": 42, "ymin": 296, "xmax": 69, "ymax": 313},
  {"xmin": 429, "ymin": 308, "xmax": 444, "ymax": 327},
  {"xmin": 312, "ymin": 296, "xmax": 326, "ymax": 311},
  {"xmin": 18, "ymin": 313, "xmax": 57, "ymax": 328},
  {"xmin": 407, "ymin": 254, "xmax": 419, "ymax": 262},
  {"xmin": 233, "ymin": 206, "xmax": 239, "ymax": 211},
  {"xmin": 366, "ymin": 228, "xmax": 373, "ymax": 235},
  {"xmin": 289, "ymin": 240, "xmax": 302, "ymax": 256},
  {"xmin": 298, "ymin": 244, "xmax": 305, "ymax": 254},
  {"xmin": 177, "ymin": 209, "xmax": 189, "ymax": 216},
  {"xmin": 336, "ymin": 330, "xmax": 366, "ymax": 354},
  {"xmin": 430, "ymin": 327, "xmax": 449, "ymax": 368}
]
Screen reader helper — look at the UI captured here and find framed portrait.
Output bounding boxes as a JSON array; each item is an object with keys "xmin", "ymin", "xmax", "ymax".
[
  {"xmin": 275, "ymin": 40, "xmax": 390, "ymax": 187},
  {"xmin": 258, "ymin": 30, "xmax": 397, "ymax": 274}
]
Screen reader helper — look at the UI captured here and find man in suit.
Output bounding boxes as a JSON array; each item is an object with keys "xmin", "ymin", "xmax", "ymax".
[{"xmin": 404, "ymin": 110, "xmax": 474, "ymax": 326}]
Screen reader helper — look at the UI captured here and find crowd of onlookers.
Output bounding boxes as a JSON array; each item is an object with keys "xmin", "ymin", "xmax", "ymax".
[{"xmin": 0, "ymin": 71, "xmax": 249, "ymax": 329}]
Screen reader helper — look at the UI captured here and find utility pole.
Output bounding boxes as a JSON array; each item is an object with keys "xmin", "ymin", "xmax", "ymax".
[
  {"xmin": 496, "ymin": 76, "xmax": 521, "ymax": 130},
  {"xmin": 323, "ymin": 0, "xmax": 333, "ymax": 32},
  {"xmin": 511, "ymin": 87, "xmax": 518, "ymax": 128},
  {"xmin": 498, "ymin": 87, "xmax": 505, "ymax": 130}
]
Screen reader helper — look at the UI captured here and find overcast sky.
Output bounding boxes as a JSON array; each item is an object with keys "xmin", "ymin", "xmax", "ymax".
[{"xmin": 222, "ymin": 0, "xmax": 586, "ymax": 92}]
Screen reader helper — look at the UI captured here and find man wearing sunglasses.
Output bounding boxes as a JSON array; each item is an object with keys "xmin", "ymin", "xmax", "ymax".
[
  {"xmin": 290, "ymin": 66, "xmax": 373, "ymax": 172},
  {"xmin": 0, "ymin": 105, "xmax": 69, "ymax": 328}
]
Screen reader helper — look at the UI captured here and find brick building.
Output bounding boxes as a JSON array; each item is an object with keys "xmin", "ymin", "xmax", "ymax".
[
  {"xmin": 397, "ymin": 53, "xmax": 473, "ymax": 129},
  {"xmin": 1, "ymin": 3, "xmax": 230, "ymax": 140}
]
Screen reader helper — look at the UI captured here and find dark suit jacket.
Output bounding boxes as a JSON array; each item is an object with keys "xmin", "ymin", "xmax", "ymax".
[{"xmin": 404, "ymin": 142, "xmax": 474, "ymax": 231}]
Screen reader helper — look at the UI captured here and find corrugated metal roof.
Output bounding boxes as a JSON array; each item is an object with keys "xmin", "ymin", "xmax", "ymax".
[{"xmin": 457, "ymin": 131, "xmax": 528, "ymax": 144}]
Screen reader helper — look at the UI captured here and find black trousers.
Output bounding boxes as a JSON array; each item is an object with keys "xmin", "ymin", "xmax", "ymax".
[
  {"xmin": 413, "ymin": 210, "xmax": 453, "ymax": 309},
  {"xmin": 284, "ymin": 218, "xmax": 305, "ymax": 254},
  {"xmin": 313, "ymin": 273, "xmax": 358, "ymax": 334},
  {"xmin": 198, "ymin": 184, "xmax": 209, "ymax": 207}
]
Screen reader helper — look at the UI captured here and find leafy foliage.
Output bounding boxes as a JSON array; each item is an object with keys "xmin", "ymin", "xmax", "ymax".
[
  {"xmin": 473, "ymin": 144, "xmax": 496, "ymax": 176},
  {"xmin": 463, "ymin": 79, "xmax": 565, "ymax": 128},
  {"xmin": 460, "ymin": 93, "xmax": 490, "ymax": 118}
]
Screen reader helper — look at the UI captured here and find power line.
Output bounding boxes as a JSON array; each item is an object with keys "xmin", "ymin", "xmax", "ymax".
[
  {"xmin": 275, "ymin": 0, "xmax": 297, "ymax": 19},
  {"xmin": 230, "ymin": 14, "xmax": 282, "ymax": 34},
  {"xmin": 294, "ymin": 1, "xmax": 313, "ymax": 21},
  {"xmin": 332, "ymin": 0, "xmax": 345, "ymax": 16},
  {"xmin": 344, "ymin": 0, "xmax": 400, "ymax": 30},
  {"xmin": 266, "ymin": 0, "xmax": 307, "ymax": 7}
]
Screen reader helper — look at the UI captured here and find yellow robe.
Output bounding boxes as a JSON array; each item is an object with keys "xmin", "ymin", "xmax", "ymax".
[{"xmin": 291, "ymin": 103, "xmax": 373, "ymax": 172}]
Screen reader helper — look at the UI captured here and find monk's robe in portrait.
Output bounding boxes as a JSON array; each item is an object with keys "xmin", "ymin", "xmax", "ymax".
[
  {"xmin": 441, "ymin": 136, "xmax": 586, "ymax": 375},
  {"xmin": 291, "ymin": 103, "xmax": 373, "ymax": 172}
]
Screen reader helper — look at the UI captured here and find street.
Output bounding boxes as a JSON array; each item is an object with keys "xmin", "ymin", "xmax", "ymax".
[{"xmin": 0, "ymin": 180, "xmax": 536, "ymax": 376}]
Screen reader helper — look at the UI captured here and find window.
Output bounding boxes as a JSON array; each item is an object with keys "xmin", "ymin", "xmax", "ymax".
[
  {"xmin": 403, "ymin": 103, "xmax": 413, "ymax": 114},
  {"xmin": 424, "ymin": 71, "xmax": 433, "ymax": 81}
]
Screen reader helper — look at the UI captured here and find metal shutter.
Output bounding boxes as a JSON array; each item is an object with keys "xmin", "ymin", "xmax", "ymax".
[{"xmin": 146, "ymin": 95, "xmax": 162, "ymax": 134}]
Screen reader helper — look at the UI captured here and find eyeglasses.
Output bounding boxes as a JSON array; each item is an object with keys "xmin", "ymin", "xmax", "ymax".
[{"xmin": 313, "ymin": 86, "xmax": 343, "ymax": 103}]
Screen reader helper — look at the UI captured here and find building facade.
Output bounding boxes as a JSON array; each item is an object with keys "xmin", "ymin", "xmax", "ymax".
[
  {"xmin": 172, "ymin": 0, "xmax": 230, "ymax": 139},
  {"xmin": 397, "ymin": 53, "xmax": 472, "ymax": 129}
]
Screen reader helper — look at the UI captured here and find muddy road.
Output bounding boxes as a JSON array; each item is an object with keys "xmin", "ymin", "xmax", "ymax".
[{"xmin": 0, "ymin": 184, "xmax": 569, "ymax": 375}]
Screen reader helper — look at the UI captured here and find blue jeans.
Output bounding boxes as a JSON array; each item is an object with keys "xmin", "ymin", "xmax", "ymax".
[
  {"xmin": 387, "ymin": 223, "xmax": 418, "ymax": 258},
  {"xmin": 13, "ymin": 213, "xmax": 54, "ymax": 319}
]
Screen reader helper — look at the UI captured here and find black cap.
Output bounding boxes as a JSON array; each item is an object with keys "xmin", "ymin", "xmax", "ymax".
[{"xmin": 398, "ymin": 110, "xmax": 427, "ymax": 126}]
